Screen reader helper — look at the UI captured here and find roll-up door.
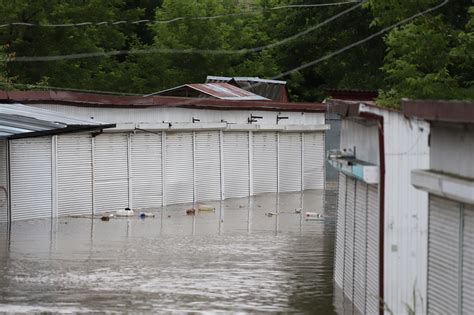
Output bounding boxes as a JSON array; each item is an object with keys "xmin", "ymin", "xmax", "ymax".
[
  {"xmin": 166, "ymin": 132, "xmax": 193, "ymax": 204},
  {"xmin": 343, "ymin": 177, "xmax": 356, "ymax": 300},
  {"xmin": 94, "ymin": 133, "xmax": 129, "ymax": 213},
  {"xmin": 131, "ymin": 132, "xmax": 162, "ymax": 209},
  {"xmin": 57, "ymin": 134, "xmax": 93, "ymax": 216},
  {"xmin": 10, "ymin": 137, "xmax": 52, "ymax": 221},
  {"xmin": 462, "ymin": 204, "xmax": 474, "ymax": 314},
  {"xmin": 366, "ymin": 184, "xmax": 380, "ymax": 314},
  {"xmin": 303, "ymin": 132, "xmax": 324, "ymax": 189},
  {"xmin": 195, "ymin": 131, "xmax": 221, "ymax": 201},
  {"xmin": 334, "ymin": 172, "xmax": 347, "ymax": 288},
  {"xmin": 354, "ymin": 181, "xmax": 368, "ymax": 314},
  {"xmin": 279, "ymin": 133, "xmax": 302, "ymax": 192},
  {"xmin": 427, "ymin": 195, "xmax": 461, "ymax": 314},
  {"xmin": 0, "ymin": 140, "xmax": 8, "ymax": 223},
  {"xmin": 253, "ymin": 132, "xmax": 277, "ymax": 194},
  {"xmin": 223, "ymin": 132, "xmax": 249, "ymax": 199}
]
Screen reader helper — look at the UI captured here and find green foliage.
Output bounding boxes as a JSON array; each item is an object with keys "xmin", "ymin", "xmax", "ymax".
[{"xmin": 0, "ymin": 45, "xmax": 14, "ymax": 90}]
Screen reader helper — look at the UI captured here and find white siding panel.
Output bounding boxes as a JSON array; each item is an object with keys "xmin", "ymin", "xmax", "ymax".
[
  {"xmin": 304, "ymin": 132, "xmax": 324, "ymax": 189},
  {"xmin": 253, "ymin": 132, "xmax": 277, "ymax": 194},
  {"xmin": 354, "ymin": 181, "xmax": 368, "ymax": 314},
  {"xmin": 131, "ymin": 132, "xmax": 162, "ymax": 209},
  {"xmin": 57, "ymin": 134, "xmax": 93, "ymax": 216},
  {"xmin": 334, "ymin": 172, "xmax": 346, "ymax": 288},
  {"xmin": 279, "ymin": 133, "xmax": 302, "ymax": 192},
  {"xmin": 223, "ymin": 132, "xmax": 249, "ymax": 199},
  {"xmin": 166, "ymin": 132, "xmax": 193, "ymax": 204},
  {"xmin": 195, "ymin": 131, "xmax": 221, "ymax": 202},
  {"xmin": 0, "ymin": 140, "xmax": 7, "ymax": 223},
  {"xmin": 463, "ymin": 204, "xmax": 474, "ymax": 315},
  {"xmin": 344, "ymin": 177, "xmax": 356, "ymax": 300},
  {"xmin": 10, "ymin": 137, "xmax": 52, "ymax": 221},
  {"xmin": 427, "ymin": 195, "xmax": 460, "ymax": 314},
  {"xmin": 94, "ymin": 134, "xmax": 129, "ymax": 213},
  {"xmin": 366, "ymin": 184, "xmax": 380, "ymax": 315}
]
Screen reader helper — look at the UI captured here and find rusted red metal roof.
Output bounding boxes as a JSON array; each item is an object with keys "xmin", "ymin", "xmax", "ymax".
[
  {"xmin": 0, "ymin": 90, "xmax": 326, "ymax": 112},
  {"xmin": 402, "ymin": 99, "xmax": 474, "ymax": 123},
  {"xmin": 155, "ymin": 83, "xmax": 269, "ymax": 100}
]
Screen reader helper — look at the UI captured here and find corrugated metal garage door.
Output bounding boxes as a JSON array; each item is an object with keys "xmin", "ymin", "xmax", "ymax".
[
  {"xmin": 94, "ymin": 133, "xmax": 129, "ymax": 213},
  {"xmin": 366, "ymin": 184, "xmax": 380, "ymax": 314},
  {"xmin": 303, "ymin": 132, "xmax": 324, "ymax": 189},
  {"xmin": 195, "ymin": 131, "xmax": 221, "ymax": 202},
  {"xmin": 462, "ymin": 204, "xmax": 474, "ymax": 314},
  {"xmin": 131, "ymin": 132, "xmax": 162, "ymax": 209},
  {"xmin": 166, "ymin": 132, "xmax": 193, "ymax": 204},
  {"xmin": 354, "ymin": 181, "xmax": 368, "ymax": 314},
  {"xmin": 427, "ymin": 195, "xmax": 461, "ymax": 314},
  {"xmin": 334, "ymin": 172, "xmax": 347, "ymax": 288},
  {"xmin": 253, "ymin": 132, "xmax": 277, "ymax": 194},
  {"xmin": 10, "ymin": 137, "xmax": 52, "ymax": 220},
  {"xmin": 279, "ymin": 133, "xmax": 302, "ymax": 192},
  {"xmin": 0, "ymin": 140, "xmax": 8, "ymax": 223},
  {"xmin": 223, "ymin": 132, "xmax": 249, "ymax": 199},
  {"xmin": 57, "ymin": 134, "xmax": 93, "ymax": 216},
  {"xmin": 343, "ymin": 177, "xmax": 356, "ymax": 300}
]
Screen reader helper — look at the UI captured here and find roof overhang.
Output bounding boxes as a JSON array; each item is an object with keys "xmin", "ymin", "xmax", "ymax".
[
  {"xmin": 0, "ymin": 103, "xmax": 115, "ymax": 139},
  {"xmin": 402, "ymin": 99, "xmax": 474, "ymax": 124}
]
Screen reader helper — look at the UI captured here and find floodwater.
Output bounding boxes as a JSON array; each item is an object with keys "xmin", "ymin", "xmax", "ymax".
[{"xmin": 0, "ymin": 190, "xmax": 343, "ymax": 313}]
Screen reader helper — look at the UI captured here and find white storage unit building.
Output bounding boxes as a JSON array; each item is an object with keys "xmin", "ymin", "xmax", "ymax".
[
  {"xmin": 0, "ymin": 91, "xmax": 329, "ymax": 222},
  {"xmin": 404, "ymin": 100, "xmax": 474, "ymax": 315},
  {"xmin": 328, "ymin": 100, "xmax": 430, "ymax": 315}
]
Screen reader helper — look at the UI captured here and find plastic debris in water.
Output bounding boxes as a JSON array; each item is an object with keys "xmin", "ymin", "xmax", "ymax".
[
  {"xmin": 115, "ymin": 208, "xmax": 135, "ymax": 217},
  {"xmin": 294, "ymin": 208, "xmax": 302, "ymax": 214},
  {"xmin": 265, "ymin": 212, "xmax": 278, "ymax": 217},
  {"xmin": 139, "ymin": 212, "xmax": 155, "ymax": 218},
  {"xmin": 305, "ymin": 212, "xmax": 323, "ymax": 218},
  {"xmin": 198, "ymin": 204, "xmax": 215, "ymax": 211}
]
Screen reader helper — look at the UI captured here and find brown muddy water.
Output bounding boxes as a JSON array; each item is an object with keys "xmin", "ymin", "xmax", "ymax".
[{"xmin": 0, "ymin": 190, "xmax": 347, "ymax": 314}]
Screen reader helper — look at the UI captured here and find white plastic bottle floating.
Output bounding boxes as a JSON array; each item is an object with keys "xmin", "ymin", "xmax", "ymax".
[
  {"xmin": 305, "ymin": 212, "xmax": 323, "ymax": 218},
  {"xmin": 115, "ymin": 207, "xmax": 135, "ymax": 217},
  {"xmin": 198, "ymin": 204, "xmax": 215, "ymax": 211},
  {"xmin": 138, "ymin": 212, "xmax": 155, "ymax": 218}
]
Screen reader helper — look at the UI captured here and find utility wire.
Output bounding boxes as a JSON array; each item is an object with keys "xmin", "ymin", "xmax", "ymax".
[
  {"xmin": 2, "ymin": 0, "xmax": 448, "ymax": 97},
  {"xmin": 0, "ymin": 1, "xmax": 359, "ymax": 28},
  {"xmin": 4, "ymin": 1, "xmax": 364, "ymax": 62},
  {"xmin": 269, "ymin": 0, "xmax": 449, "ymax": 80},
  {"xmin": 0, "ymin": 82, "xmax": 143, "ymax": 96}
]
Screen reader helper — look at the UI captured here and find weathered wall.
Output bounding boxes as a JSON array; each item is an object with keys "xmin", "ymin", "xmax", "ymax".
[{"xmin": 340, "ymin": 118, "xmax": 379, "ymax": 165}]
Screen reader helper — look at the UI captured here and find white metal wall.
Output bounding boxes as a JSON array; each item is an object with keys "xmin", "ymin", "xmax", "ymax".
[
  {"xmin": 463, "ymin": 204, "xmax": 474, "ymax": 315},
  {"xmin": 366, "ymin": 184, "xmax": 380, "ymax": 314},
  {"xmin": 303, "ymin": 132, "xmax": 324, "ymax": 189},
  {"xmin": 223, "ymin": 132, "xmax": 249, "ymax": 199},
  {"xmin": 0, "ymin": 140, "xmax": 7, "ymax": 223},
  {"xmin": 334, "ymin": 172, "xmax": 347, "ymax": 288},
  {"xmin": 343, "ymin": 177, "xmax": 355, "ymax": 301},
  {"xmin": 279, "ymin": 133, "xmax": 302, "ymax": 192},
  {"xmin": 353, "ymin": 181, "xmax": 368, "ymax": 314},
  {"xmin": 195, "ymin": 131, "xmax": 221, "ymax": 201},
  {"xmin": 131, "ymin": 132, "xmax": 162, "ymax": 209},
  {"xmin": 10, "ymin": 137, "xmax": 52, "ymax": 221},
  {"xmin": 253, "ymin": 132, "xmax": 277, "ymax": 194},
  {"xmin": 94, "ymin": 133, "xmax": 129, "ymax": 213},
  {"xmin": 57, "ymin": 134, "xmax": 93, "ymax": 216},
  {"xmin": 165, "ymin": 132, "xmax": 193, "ymax": 204}
]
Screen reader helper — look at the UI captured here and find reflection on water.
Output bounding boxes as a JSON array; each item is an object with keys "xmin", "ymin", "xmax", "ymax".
[{"xmin": 0, "ymin": 190, "xmax": 339, "ymax": 313}]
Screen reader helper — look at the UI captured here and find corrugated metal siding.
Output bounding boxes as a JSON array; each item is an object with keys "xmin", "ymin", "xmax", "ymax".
[
  {"xmin": 223, "ymin": 132, "xmax": 249, "ymax": 199},
  {"xmin": 10, "ymin": 137, "xmax": 52, "ymax": 221},
  {"xmin": 462, "ymin": 204, "xmax": 474, "ymax": 315},
  {"xmin": 427, "ymin": 195, "xmax": 460, "ymax": 314},
  {"xmin": 253, "ymin": 132, "xmax": 277, "ymax": 194},
  {"xmin": 366, "ymin": 184, "xmax": 380, "ymax": 315},
  {"xmin": 195, "ymin": 131, "xmax": 221, "ymax": 201},
  {"xmin": 165, "ymin": 132, "xmax": 193, "ymax": 204},
  {"xmin": 303, "ymin": 132, "xmax": 324, "ymax": 189},
  {"xmin": 353, "ymin": 181, "xmax": 367, "ymax": 314},
  {"xmin": 131, "ymin": 132, "xmax": 162, "ymax": 209},
  {"xmin": 344, "ymin": 177, "xmax": 356, "ymax": 300},
  {"xmin": 94, "ymin": 133, "xmax": 129, "ymax": 213},
  {"xmin": 57, "ymin": 134, "xmax": 93, "ymax": 216},
  {"xmin": 334, "ymin": 172, "xmax": 347, "ymax": 288},
  {"xmin": 279, "ymin": 133, "xmax": 302, "ymax": 192},
  {"xmin": 0, "ymin": 140, "xmax": 7, "ymax": 223}
]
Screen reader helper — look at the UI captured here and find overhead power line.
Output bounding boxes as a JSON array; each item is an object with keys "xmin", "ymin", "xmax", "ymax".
[
  {"xmin": 3, "ymin": 1, "xmax": 364, "ymax": 62},
  {"xmin": 0, "ymin": 1, "xmax": 359, "ymax": 29}
]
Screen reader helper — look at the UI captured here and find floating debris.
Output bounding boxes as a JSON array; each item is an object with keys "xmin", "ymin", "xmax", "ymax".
[
  {"xmin": 305, "ymin": 212, "xmax": 323, "ymax": 218},
  {"xmin": 101, "ymin": 216, "xmax": 110, "ymax": 222},
  {"xmin": 139, "ymin": 212, "xmax": 155, "ymax": 218},
  {"xmin": 295, "ymin": 208, "xmax": 302, "ymax": 214},
  {"xmin": 265, "ymin": 212, "xmax": 278, "ymax": 217},
  {"xmin": 198, "ymin": 204, "xmax": 215, "ymax": 211},
  {"xmin": 115, "ymin": 208, "xmax": 134, "ymax": 217},
  {"xmin": 186, "ymin": 208, "xmax": 196, "ymax": 215}
]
